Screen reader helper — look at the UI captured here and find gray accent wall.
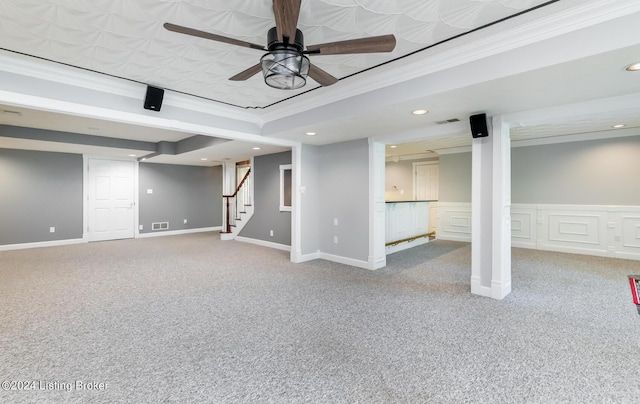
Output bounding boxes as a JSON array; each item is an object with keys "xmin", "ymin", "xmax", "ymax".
[
  {"xmin": 239, "ymin": 151, "xmax": 292, "ymax": 245},
  {"xmin": 438, "ymin": 152, "xmax": 472, "ymax": 202},
  {"xmin": 138, "ymin": 163, "xmax": 222, "ymax": 234},
  {"xmin": 437, "ymin": 135, "xmax": 640, "ymax": 205},
  {"xmin": 512, "ymin": 136, "xmax": 640, "ymax": 205},
  {"xmin": 299, "ymin": 145, "xmax": 320, "ymax": 256},
  {"xmin": 318, "ymin": 139, "xmax": 370, "ymax": 262},
  {"xmin": 0, "ymin": 148, "xmax": 83, "ymax": 245}
]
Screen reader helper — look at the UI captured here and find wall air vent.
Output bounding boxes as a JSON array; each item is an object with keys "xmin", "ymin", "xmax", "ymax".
[
  {"xmin": 436, "ymin": 118, "xmax": 460, "ymax": 125},
  {"xmin": 152, "ymin": 222, "xmax": 169, "ymax": 231}
]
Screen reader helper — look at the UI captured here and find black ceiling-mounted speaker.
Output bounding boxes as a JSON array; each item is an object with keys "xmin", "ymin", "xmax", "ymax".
[
  {"xmin": 144, "ymin": 86, "xmax": 164, "ymax": 111},
  {"xmin": 470, "ymin": 113, "xmax": 489, "ymax": 138}
]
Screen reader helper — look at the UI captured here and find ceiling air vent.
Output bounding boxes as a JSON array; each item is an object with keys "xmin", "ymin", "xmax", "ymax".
[{"xmin": 436, "ymin": 118, "xmax": 460, "ymax": 125}]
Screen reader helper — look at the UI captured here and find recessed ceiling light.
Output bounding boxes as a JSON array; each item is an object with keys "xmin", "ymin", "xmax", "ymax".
[
  {"xmin": 305, "ymin": 132, "xmax": 317, "ymax": 136},
  {"xmin": 252, "ymin": 147, "xmax": 261, "ymax": 150},
  {"xmin": 612, "ymin": 124, "xmax": 626, "ymax": 128},
  {"xmin": 200, "ymin": 158, "xmax": 208, "ymax": 161},
  {"xmin": 389, "ymin": 145, "xmax": 398, "ymax": 148},
  {"xmin": 128, "ymin": 154, "xmax": 137, "ymax": 157},
  {"xmin": 412, "ymin": 109, "xmax": 428, "ymax": 115},
  {"xmin": 625, "ymin": 62, "xmax": 640, "ymax": 71}
]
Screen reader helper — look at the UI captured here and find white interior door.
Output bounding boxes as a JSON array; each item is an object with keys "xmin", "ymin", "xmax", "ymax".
[
  {"xmin": 415, "ymin": 163, "xmax": 439, "ymax": 200},
  {"xmin": 88, "ymin": 158, "xmax": 135, "ymax": 241}
]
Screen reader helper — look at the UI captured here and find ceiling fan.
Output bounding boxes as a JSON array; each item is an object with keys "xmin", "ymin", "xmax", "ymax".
[{"xmin": 164, "ymin": 0, "xmax": 396, "ymax": 90}]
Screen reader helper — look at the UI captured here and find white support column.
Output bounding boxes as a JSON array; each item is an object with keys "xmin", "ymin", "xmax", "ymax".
[
  {"xmin": 369, "ymin": 139, "xmax": 386, "ymax": 270},
  {"xmin": 471, "ymin": 115, "xmax": 512, "ymax": 299},
  {"xmin": 491, "ymin": 115, "xmax": 512, "ymax": 299}
]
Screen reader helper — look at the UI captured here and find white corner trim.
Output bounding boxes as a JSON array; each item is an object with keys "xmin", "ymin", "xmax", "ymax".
[
  {"xmin": 137, "ymin": 227, "xmax": 221, "ymax": 239},
  {"xmin": 0, "ymin": 238, "xmax": 86, "ymax": 252},
  {"xmin": 234, "ymin": 236, "xmax": 291, "ymax": 252}
]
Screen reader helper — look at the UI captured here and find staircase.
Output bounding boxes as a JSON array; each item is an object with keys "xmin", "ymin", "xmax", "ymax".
[{"xmin": 221, "ymin": 168, "xmax": 253, "ymax": 240}]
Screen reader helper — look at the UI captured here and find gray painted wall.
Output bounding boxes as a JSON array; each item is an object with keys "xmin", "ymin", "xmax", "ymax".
[
  {"xmin": 318, "ymin": 139, "xmax": 370, "ymax": 262},
  {"xmin": 239, "ymin": 151, "xmax": 292, "ymax": 245},
  {"xmin": 299, "ymin": 145, "xmax": 320, "ymax": 256},
  {"xmin": 438, "ymin": 152, "xmax": 472, "ymax": 202},
  {"xmin": 385, "ymin": 158, "xmax": 439, "ymax": 201},
  {"xmin": 512, "ymin": 136, "xmax": 640, "ymax": 205},
  {"xmin": 138, "ymin": 163, "xmax": 222, "ymax": 233},
  {"xmin": 438, "ymin": 135, "xmax": 640, "ymax": 205},
  {"xmin": 0, "ymin": 148, "xmax": 83, "ymax": 245}
]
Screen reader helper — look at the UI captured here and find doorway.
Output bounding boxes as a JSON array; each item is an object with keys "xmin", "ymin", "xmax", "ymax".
[
  {"xmin": 86, "ymin": 158, "xmax": 136, "ymax": 241},
  {"xmin": 413, "ymin": 162, "xmax": 439, "ymax": 200}
]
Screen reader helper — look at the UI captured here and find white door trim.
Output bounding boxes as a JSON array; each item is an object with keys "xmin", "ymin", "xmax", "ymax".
[{"xmin": 83, "ymin": 155, "xmax": 139, "ymax": 242}]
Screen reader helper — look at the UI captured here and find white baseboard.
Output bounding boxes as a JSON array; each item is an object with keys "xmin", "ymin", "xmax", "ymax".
[
  {"xmin": 292, "ymin": 251, "xmax": 321, "ymax": 263},
  {"xmin": 234, "ymin": 236, "xmax": 291, "ymax": 252},
  {"xmin": 318, "ymin": 252, "xmax": 370, "ymax": 270},
  {"xmin": 368, "ymin": 254, "xmax": 386, "ymax": 270},
  {"xmin": 0, "ymin": 238, "xmax": 86, "ymax": 251},
  {"xmin": 470, "ymin": 277, "xmax": 491, "ymax": 297},
  {"xmin": 293, "ymin": 250, "xmax": 375, "ymax": 270},
  {"xmin": 137, "ymin": 226, "xmax": 222, "ymax": 239}
]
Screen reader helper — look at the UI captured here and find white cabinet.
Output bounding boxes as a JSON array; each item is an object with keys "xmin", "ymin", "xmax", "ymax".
[{"xmin": 385, "ymin": 201, "xmax": 432, "ymax": 253}]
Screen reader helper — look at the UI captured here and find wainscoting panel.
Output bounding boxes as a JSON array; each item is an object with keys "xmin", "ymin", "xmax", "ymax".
[
  {"xmin": 436, "ymin": 203, "xmax": 640, "ymax": 261},
  {"xmin": 437, "ymin": 203, "xmax": 472, "ymax": 242},
  {"xmin": 429, "ymin": 203, "xmax": 438, "ymax": 234},
  {"xmin": 537, "ymin": 207, "xmax": 609, "ymax": 256},
  {"xmin": 511, "ymin": 205, "xmax": 536, "ymax": 249},
  {"xmin": 609, "ymin": 209, "xmax": 640, "ymax": 260}
]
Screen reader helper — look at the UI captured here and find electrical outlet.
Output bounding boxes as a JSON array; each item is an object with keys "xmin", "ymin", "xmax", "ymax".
[
  {"xmin": 333, "ymin": 218, "xmax": 338, "ymax": 226},
  {"xmin": 333, "ymin": 236, "xmax": 338, "ymax": 244},
  {"xmin": 49, "ymin": 227, "xmax": 55, "ymax": 233},
  {"xmin": 270, "ymin": 230, "xmax": 274, "ymax": 237},
  {"xmin": 139, "ymin": 225, "xmax": 143, "ymax": 231},
  {"xmin": 184, "ymin": 219, "xmax": 187, "ymax": 224},
  {"xmin": 147, "ymin": 189, "xmax": 153, "ymax": 194}
]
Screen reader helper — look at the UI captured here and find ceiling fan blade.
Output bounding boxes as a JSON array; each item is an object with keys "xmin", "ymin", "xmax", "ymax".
[
  {"xmin": 272, "ymin": 0, "xmax": 301, "ymax": 43},
  {"xmin": 308, "ymin": 64, "xmax": 338, "ymax": 86},
  {"xmin": 229, "ymin": 64, "xmax": 263, "ymax": 81},
  {"xmin": 307, "ymin": 34, "xmax": 396, "ymax": 55},
  {"xmin": 164, "ymin": 23, "xmax": 266, "ymax": 51}
]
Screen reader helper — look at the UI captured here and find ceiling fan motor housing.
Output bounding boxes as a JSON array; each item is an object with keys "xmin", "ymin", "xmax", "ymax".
[{"xmin": 267, "ymin": 27, "xmax": 304, "ymax": 51}]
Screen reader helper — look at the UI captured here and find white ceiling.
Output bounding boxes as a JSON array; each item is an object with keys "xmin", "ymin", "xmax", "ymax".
[{"xmin": 1, "ymin": 0, "xmax": 640, "ymax": 165}]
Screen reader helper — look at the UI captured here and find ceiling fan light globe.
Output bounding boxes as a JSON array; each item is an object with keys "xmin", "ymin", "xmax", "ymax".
[{"xmin": 261, "ymin": 51, "xmax": 309, "ymax": 90}]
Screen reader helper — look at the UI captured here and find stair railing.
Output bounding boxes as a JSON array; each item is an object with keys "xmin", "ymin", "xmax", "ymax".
[{"xmin": 222, "ymin": 168, "xmax": 252, "ymax": 234}]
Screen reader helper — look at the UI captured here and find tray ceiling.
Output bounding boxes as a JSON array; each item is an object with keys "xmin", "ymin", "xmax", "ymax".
[{"xmin": 0, "ymin": 0, "xmax": 557, "ymax": 109}]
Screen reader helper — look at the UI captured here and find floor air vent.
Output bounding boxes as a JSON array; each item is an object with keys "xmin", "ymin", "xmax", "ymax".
[{"xmin": 152, "ymin": 222, "xmax": 169, "ymax": 231}]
